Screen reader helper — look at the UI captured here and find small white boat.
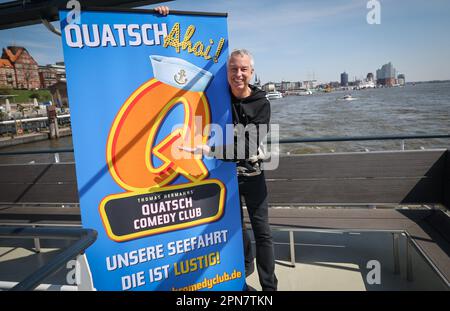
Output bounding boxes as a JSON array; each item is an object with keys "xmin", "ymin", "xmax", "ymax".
[
  {"xmin": 338, "ymin": 94, "xmax": 357, "ymax": 101},
  {"xmin": 266, "ymin": 91, "xmax": 283, "ymax": 100},
  {"xmin": 298, "ymin": 89, "xmax": 312, "ymax": 96},
  {"xmin": 285, "ymin": 89, "xmax": 312, "ymax": 96}
]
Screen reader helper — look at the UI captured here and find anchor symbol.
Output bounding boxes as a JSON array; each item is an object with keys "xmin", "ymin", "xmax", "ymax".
[{"xmin": 174, "ymin": 69, "xmax": 188, "ymax": 85}]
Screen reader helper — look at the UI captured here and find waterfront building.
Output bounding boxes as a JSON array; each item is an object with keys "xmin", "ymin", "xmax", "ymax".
[
  {"xmin": 262, "ymin": 82, "xmax": 276, "ymax": 92},
  {"xmin": 293, "ymin": 81, "xmax": 303, "ymax": 89},
  {"xmin": 340, "ymin": 72, "xmax": 349, "ymax": 86},
  {"xmin": 1, "ymin": 46, "xmax": 40, "ymax": 89},
  {"xmin": 281, "ymin": 81, "xmax": 300, "ymax": 92},
  {"xmin": 39, "ymin": 62, "xmax": 66, "ymax": 89},
  {"xmin": 262, "ymin": 81, "xmax": 305, "ymax": 92},
  {"xmin": 303, "ymin": 80, "xmax": 317, "ymax": 90},
  {"xmin": 0, "ymin": 58, "xmax": 16, "ymax": 88},
  {"xmin": 367, "ymin": 72, "xmax": 374, "ymax": 81},
  {"xmin": 38, "ymin": 66, "xmax": 57, "ymax": 89},
  {"xmin": 329, "ymin": 81, "xmax": 341, "ymax": 88},
  {"xmin": 376, "ymin": 62, "xmax": 397, "ymax": 87},
  {"xmin": 397, "ymin": 74, "xmax": 406, "ymax": 86}
]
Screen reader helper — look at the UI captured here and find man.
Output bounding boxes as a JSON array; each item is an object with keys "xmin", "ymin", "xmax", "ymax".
[
  {"xmin": 224, "ymin": 49, "xmax": 278, "ymax": 291},
  {"xmin": 155, "ymin": 6, "xmax": 277, "ymax": 291}
]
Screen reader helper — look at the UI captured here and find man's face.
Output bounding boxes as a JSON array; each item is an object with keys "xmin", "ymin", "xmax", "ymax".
[{"xmin": 227, "ymin": 54, "xmax": 254, "ymax": 93}]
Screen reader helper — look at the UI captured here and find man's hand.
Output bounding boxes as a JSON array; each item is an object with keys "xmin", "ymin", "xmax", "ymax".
[
  {"xmin": 154, "ymin": 6, "xmax": 169, "ymax": 15},
  {"xmin": 178, "ymin": 145, "xmax": 211, "ymax": 156}
]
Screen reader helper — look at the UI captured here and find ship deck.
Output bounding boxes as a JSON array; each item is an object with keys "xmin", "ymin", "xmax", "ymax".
[
  {"xmin": 1, "ymin": 210, "xmax": 448, "ymax": 291},
  {"xmin": 0, "ymin": 148, "xmax": 449, "ymax": 290}
]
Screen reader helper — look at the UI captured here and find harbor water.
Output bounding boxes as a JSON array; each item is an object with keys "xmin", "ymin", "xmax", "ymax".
[
  {"xmin": 0, "ymin": 81, "xmax": 449, "ymax": 163},
  {"xmin": 271, "ymin": 81, "xmax": 450, "ymax": 154}
]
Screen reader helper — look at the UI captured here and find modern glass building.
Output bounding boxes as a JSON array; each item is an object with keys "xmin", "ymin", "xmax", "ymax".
[
  {"xmin": 340, "ymin": 72, "xmax": 349, "ymax": 86},
  {"xmin": 376, "ymin": 62, "xmax": 397, "ymax": 86}
]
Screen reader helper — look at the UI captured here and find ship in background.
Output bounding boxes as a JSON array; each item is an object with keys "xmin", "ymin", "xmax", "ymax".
[{"xmin": 266, "ymin": 90, "xmax": 283, "ymax": 100}]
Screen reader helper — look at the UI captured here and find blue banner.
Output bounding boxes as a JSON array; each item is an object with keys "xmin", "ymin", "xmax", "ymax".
[{"xmin": 60, "ymin": 9, "xmax": 245, "ymax": 291}]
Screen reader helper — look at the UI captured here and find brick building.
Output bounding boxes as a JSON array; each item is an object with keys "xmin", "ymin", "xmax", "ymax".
[
  {"xmin": 1, "ymin": 46, "xmax": 40, "ymax": 89},
  {"xmin": 39, "ymin": 62, "xmax": 66, "ymax": 89},
  {"xmin": 0, "ymin": 58, "xmax": 16, "ymax": 88},
  {"xmin": 38, "ymin": 66, "xmax": 58, "ymax": 89}
]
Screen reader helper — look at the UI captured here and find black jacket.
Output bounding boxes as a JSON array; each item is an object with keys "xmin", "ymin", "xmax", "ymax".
[
  {"xmin": 231, "ymin": 85, "xmax": 270, "ymax": 130},
  {"xmin": 213, "ymin": 84, "xmax": 271, "ymax": 175}
]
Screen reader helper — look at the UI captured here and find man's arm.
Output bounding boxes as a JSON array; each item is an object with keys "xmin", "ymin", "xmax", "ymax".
[{"xmin": 154, "ymin": 6, "xmax": 169, "ymax": 15}]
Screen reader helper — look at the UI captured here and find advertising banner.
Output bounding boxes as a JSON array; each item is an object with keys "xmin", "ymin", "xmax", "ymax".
[{"xmin": 60, "ymin": 9, "xmax": 245, "ymax": 291}]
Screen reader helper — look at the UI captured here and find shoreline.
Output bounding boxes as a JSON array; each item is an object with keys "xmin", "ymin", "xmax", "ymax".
[{"xmin": 0, "ymin": 128, "xmax": 72, "ymax": 149}]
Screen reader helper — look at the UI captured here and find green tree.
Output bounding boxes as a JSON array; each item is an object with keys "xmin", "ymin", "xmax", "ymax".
[
  {"xmin": 0, "ymin": 88, "xmax": 12, "ymax": 95},
  {"xmin": 29, "ymin": 93, "xmax": 41, "ymax": 100}
]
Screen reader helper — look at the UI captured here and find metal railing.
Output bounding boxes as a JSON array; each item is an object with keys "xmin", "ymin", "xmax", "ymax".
[
  {"xmin": 0, "ymin": 226, "xmax": 97, "ymax": 291},
  {"xmin": 0, "ymin": 114, "xmax": 71, "ymax": 125},
  {"xmin": 267, "ymin": 133, "xmax": 450, "ymax": 153},
  {"xmin": 0, "ymin": 148, "xmax": 73, "ymax": 156},
  {"xmin": 0, "ymin": 133, "xmax": 449, "ymax": 157},
  {"xmin": 272, "ymin": 133, "xmax": 450, "ymax": 144},
  {"xmin": 261, "ymin": 227, "xmax": 413, "ymax": 281},
  {"xmin": 0, "ymin": 133, "xmax": 448, "ymax": 290},
  {"xmin": 251, "ymin": 226, "xmax": 450, "ymax": 288}
]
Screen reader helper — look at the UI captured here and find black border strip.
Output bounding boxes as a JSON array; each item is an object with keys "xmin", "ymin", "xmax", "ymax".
[{"xmin": 60, "ymin": 7, "xmax": 227, "ymax": 17}]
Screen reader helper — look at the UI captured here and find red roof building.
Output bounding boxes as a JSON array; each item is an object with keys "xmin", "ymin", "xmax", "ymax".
[
  {"xmin": 0, "ymin": 58, "xmax": 16, "ymax": 88},
  {"xmin": 1, "ymin": 46, "xmax": 40, "ymax": 89}
]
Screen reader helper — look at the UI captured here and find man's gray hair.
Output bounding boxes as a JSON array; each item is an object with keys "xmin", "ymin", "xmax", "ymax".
[{"xmin": 229, "ymin": 49, "xmax": 255, "ymax": 68}]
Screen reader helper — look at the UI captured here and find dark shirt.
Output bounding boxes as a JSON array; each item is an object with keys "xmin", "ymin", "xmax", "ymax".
[{"xmin": 213, "ymin": 84, "xmax": 271, "ymax": 176}]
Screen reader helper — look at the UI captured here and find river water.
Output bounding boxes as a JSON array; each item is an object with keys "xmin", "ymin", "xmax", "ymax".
[
  {"xmin": 272, "ymin": 81, "xmax": 450, "ymax": 154},
  {"xmin": 0, "ymin": 81, "xmax": 449, "ymax": 163}
]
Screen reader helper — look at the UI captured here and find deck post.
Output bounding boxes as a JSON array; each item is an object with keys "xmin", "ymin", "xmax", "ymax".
[
  {"xmin": 32, "ymin": 225, "xmax": 41, "ymax": 253},
  {"xmin": 392, "ymin": 233, "xmax": 400, "ymax": 274},
  {"xmin": 406, "ymin": 237, "xmax": 413, "ymax": 282},
  {"xmin": 289, "ymin": 230, "xmax": 296, "ymax": 268}
]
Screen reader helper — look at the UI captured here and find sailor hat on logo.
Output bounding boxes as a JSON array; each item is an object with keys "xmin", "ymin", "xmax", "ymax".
[{"xmin": 150, "ymin": 55, "xmax": 213, "ymax": 92}]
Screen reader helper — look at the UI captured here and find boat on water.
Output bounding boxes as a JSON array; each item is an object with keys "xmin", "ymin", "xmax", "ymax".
[
  {"xmin": 300, "ymin": 88, "xmax": 313, "ymax": 95},
  {"xmin": 357, "ymin": 80, "xmax": 376, "ymax": 89},
  {"xmin": 288, "ymin": 88, "xmax": 312, "ymax": 96},
  {"xmin": 338, "ymin": 94, "xmax": 357, "ymax": 101},
  {"xmin": 266, "ymin": 91, "xmax": 283, "ymax": 100}
]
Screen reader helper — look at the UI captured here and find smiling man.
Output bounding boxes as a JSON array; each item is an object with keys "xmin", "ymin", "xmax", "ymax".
[
  {"xmin": 155, "ymin": 6, "xmax": 277, "ymax": 291},
  {"xmin": 225, "ymin": 49, "xmax": 277, "ymax": 291}
]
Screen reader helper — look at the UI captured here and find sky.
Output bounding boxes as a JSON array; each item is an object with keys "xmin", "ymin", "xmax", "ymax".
[{"xmin": 1, "ymin": 0, "xmax": 450, "ymax": 83}]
